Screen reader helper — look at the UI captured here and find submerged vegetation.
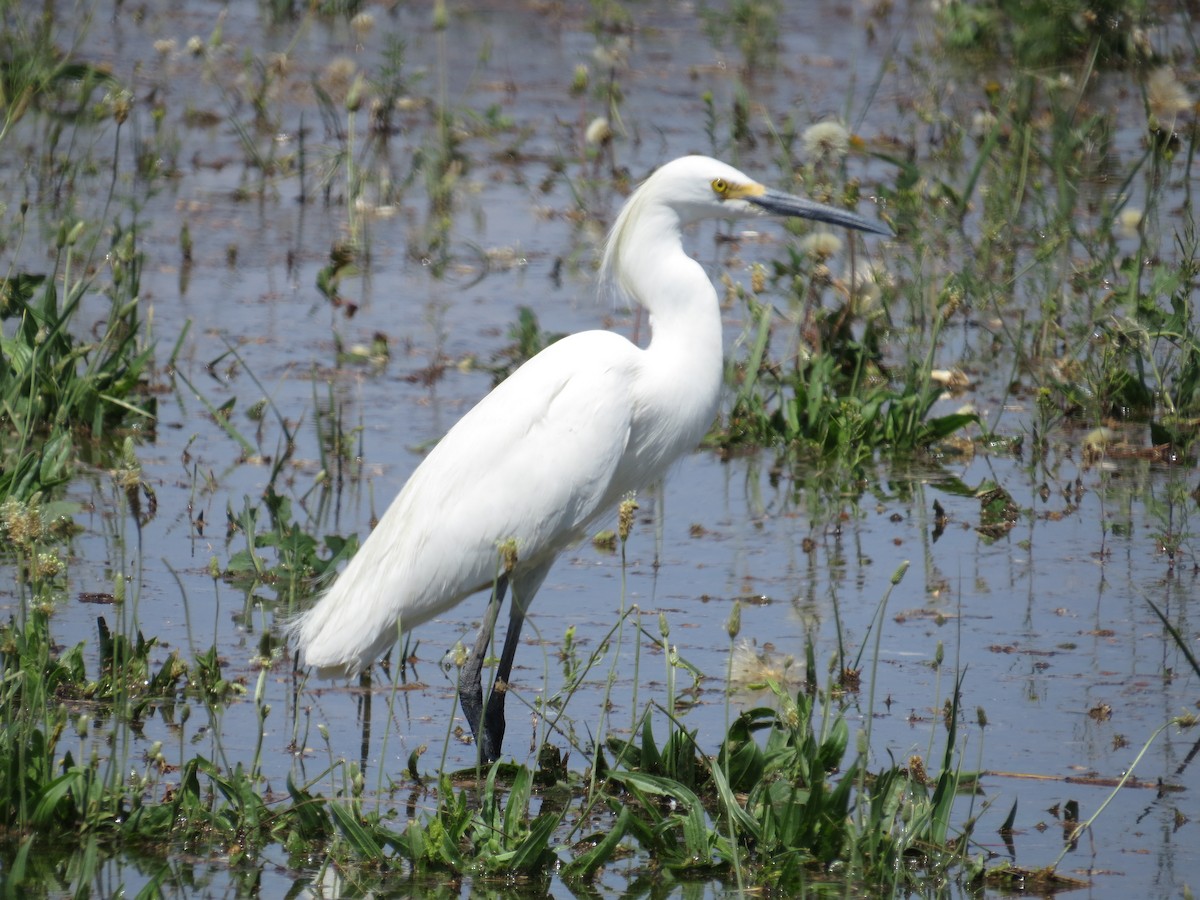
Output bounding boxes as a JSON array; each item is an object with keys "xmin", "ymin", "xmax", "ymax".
[{"xmin": 0, "ymin": 0, "xmax": 1197, "ymax": 895}]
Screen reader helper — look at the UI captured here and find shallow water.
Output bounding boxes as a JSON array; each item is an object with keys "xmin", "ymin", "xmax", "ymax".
[{"xmin": 3, "ymin": 0, "xmax": 1198, "ymax": 896}]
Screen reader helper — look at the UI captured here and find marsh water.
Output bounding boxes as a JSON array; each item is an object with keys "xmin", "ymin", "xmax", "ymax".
[{"xmin": 3, "ymin": 0, "xmax": 1198, "ymax": 896}]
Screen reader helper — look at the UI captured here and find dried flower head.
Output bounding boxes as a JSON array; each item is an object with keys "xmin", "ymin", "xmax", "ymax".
[
  {"xmin": 728, "ymin": 639, "xmax": 802, "ymax": 690},
  {"xmin": 970, "ymin": 108, "xmax": 998, "ymax": 140},
  {"xmin": 350, "ymin": 11, "xmax": 375, "ymax": 37},
  {"xmin": 1117, "ymin": 207, "xmax": 1142, "ymax": 238},
  {"xmin": 1148, "ymin": 68, "xmax": 1192, "ymax": 130},
  {"xmin": 592, "ymin": 37, "xmax": 630, "ymax": 70},
  {"xmin": 321, "ymin": 57, "xmax": 358, "ymax": 105},
  {"xmin": 585, "ymin": 116, "xmax": 612, "ymax": 146},
  {"xmin": 803, "ymin": 120, "xmax": 850, "ymax": 163},
  {"xmin": 106, "ymin": 89, "xmax": 133, "ymax": 125},
  {"xmin": 844, "ymin": 259, "xmax": 888, "ymax": 317},
  {"xmin": 799, "ymin": 231, "xmax": 843, "ymax": 260}
]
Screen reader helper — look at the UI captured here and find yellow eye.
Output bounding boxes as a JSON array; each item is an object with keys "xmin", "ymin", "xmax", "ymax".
[{"xmin": 711, "ymin": 178, "xmax": 729, "ymax": 196}]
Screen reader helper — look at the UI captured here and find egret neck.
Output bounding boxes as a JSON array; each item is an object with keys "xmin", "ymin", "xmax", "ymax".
[{"xmin": 613, "ymin": 200, "xmax": 725, "ymax": 479}]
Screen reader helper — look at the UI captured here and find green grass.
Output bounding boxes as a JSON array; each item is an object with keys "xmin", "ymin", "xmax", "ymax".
[{"xmin": 1, "ymin": 224, "xmax": 156, "ymax": 499}]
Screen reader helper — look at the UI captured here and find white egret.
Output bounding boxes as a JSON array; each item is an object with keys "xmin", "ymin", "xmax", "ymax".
[{"xmin": 288, "ymin": 155, "xmax": 889, "ymax": 762}]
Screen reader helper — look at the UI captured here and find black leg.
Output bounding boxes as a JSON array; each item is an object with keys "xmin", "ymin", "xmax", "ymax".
[
  {"xmin": 458, "ymin": 564, "xmax": 548, "ymax": 764},
  {"xmin": 458, "ymin": 575, "xmax": 507, "ymax": 758},
  {"xmin": 479, "ymin": 599, "xmax": 527, "ymax": 763}
]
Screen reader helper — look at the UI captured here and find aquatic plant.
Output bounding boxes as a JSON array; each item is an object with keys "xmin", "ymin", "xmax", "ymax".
[{"xmin": 0, "ymin": 224, "xmax": 156, "ymax": 499}]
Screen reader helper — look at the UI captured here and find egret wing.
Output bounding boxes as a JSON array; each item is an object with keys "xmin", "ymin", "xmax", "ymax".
[{"xmin": 292, "ymin": 330, "xmax": 639, "ymax": 674}]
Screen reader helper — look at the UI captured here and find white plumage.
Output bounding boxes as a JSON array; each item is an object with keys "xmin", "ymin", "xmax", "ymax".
[{"xmin": 288, "ymin": 155, "xmax": 888, "ymax": 760}]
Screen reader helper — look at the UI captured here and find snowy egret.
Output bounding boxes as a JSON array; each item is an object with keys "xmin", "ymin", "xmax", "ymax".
[{"xmin": 289, "ymin": 155, "xmax": 889, "ymax": 762}]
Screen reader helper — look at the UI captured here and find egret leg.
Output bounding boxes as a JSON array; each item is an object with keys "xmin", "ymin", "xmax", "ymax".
[
  {"xmin": 458, "ymin": 574, "xmax": 507, "ymax": 758},
  {"xmin": 459, "ymin": 563, "xmax": 551, "ymax": 763},
  {"xmin": 479, "ymin": 599, "xmax": 527, "ymax": 763}
]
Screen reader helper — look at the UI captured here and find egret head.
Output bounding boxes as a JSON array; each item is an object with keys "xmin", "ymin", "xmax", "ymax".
[
  {"xmin": 661, "ymin": 155, "xmax": 891, "ymax": 231},
  {"xmin": 602, "ymin": 155, "xmax": 888, "ymax": 301}
]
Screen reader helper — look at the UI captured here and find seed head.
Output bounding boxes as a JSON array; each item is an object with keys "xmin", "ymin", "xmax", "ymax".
[
  {"xmin": 1117, "ymin": 207, "xmax": 1142, "ymax": 238},
  {"xmin": 618, "ymin": 494, "xmax": 638, "ymax": 541},
  {"xmin": 321, "ymin": 57, "xmax": 357, "ymax": 105},
  {"xmin": 1147, "ymin": 68, "xmax": 1192, "ymax": 131},
  {"xmin": 799, "ymin": 231, "xmax": 842, "ymax": 260},
  {"xmin": 346, "ymin": 74, "xmax": 367, "ymax": 113},
  {"xmin": 592, "ymin": 37, "xmax": 630, "ymax": 70},
  {"xmin": 570, "ymin": 64, "xmax": 589, "ymax": 96},
  {"xmin": 497, "ymin": 538, "xmax": 519, "ymax": 574},
  {"xmin": 107, "ymin": 89, "xmax": 132, "ymax": 125},
  {"xmin": 727, "ymin": 639, "xmax": 801, "ymax": 690},
  {"xmin": 844, "ymin": 259, "xmax": 887, "ymax": 317},
  {"xmin": 908, "ymin": 754, "xmax": 928, "ymax": 784},
  {"xmin": 725, "ymin": 599, "xmax": 741, "ymax": 640},
  {"xmin": 35, "ymin": 552, "xmax": 62, "ymax": 579},
  {"xmin": 750, "ymin": 262, "xmax": 766, "ymax": 294},
  {"xmin": 803, "ymin": 120, "xmax": 850, "ymax": 163},
  {"xmin": 585, "ymin": 116, "xmax": 612, "ymax": 146},
  {"xmin": 970, "ymin": 108, "xmax": 999, "ymax": 140},
  {"xmin": 1, "ymin": 497, "xmax": 45, "ymax": 547}
]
